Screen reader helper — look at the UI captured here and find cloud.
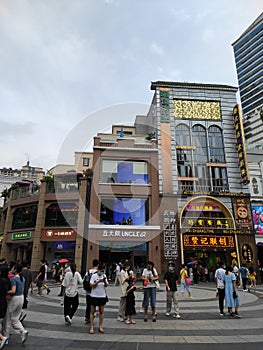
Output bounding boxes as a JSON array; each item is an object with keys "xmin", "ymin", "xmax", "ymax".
[
  {"xmin": 0, "ymin": 121, "xmax": 36, "ymax": 140},
  {"xmin": 150, "ymin": 42, "xmax": 164, "ymax": 56},
  {"xmin": 171, "ymin": 8, "xmax": 191, "ymax": 21}
]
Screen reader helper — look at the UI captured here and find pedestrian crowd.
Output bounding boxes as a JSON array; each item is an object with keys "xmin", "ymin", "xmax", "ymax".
[{"xmin": 0, "ymin": 255, "xmax": 259, "ymax": 347}]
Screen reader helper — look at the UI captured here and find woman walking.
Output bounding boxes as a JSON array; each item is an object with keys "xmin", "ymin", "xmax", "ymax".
[
  {"xmin": 89, "ymin": 263, "xmax": 109, "ymax": 334},
  {"xmin": 125, "ymin": 270, "xmax": 136, "ymax": 324},
  {"xmin": 62, "ymin": 262, "xmax": 83, "ymax": 325},
  {"xmin": 180, "ymin": 264, "xmax": 193, "ymax": 299},
  {"xmin": 2, "ymin": 263, "xmax": 29, "ymax": 345},
  {"xmin": 224, "ymin": 265, "xmax": 241, "ymax": 318}
]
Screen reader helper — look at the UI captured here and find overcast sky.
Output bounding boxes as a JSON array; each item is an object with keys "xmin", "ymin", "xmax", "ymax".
[{"xmin": 0, "ymin": 0, "xmax": 262, "ymax": 172}]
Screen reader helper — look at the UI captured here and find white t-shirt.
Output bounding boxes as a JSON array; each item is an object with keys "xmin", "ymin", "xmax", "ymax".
[
  {"xmin": 115, "ymin": 265, "xmax": 121, "ymax": 276},
  {"xmin": 90, "ymin": 272, "xmax": 108, "ymax": 298},
  {"xmin": 62, "ymin": 271, "xmax": 83, "ymax": 297},
  {"xmin": 215, "ymin": 267, "xmax": 225, "ymax": 289},
  {"xmin": 142, "ymin": 268, "xmax": 157, "ymax": 288}
]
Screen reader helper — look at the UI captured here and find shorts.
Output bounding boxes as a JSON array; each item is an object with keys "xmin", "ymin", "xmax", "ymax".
[
  {"xmin": 36, "ymin": 279, "xmax": 43, "ymax": 288},
  {"xmin": 142, "ymin": 287, "xmax": 156, "ymax": 308},
  {"xmin": 90, "ymin": 296, "xmax": 108, "ymax": 306}
]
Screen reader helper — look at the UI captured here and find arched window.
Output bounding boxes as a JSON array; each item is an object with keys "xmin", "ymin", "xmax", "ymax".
[
  {"xmin": 192, "ymin": 125, "xmax": 209, "ymax": 191},
  {"xmin": 208, "ymin": 126, "xmax": 225, "ymax": 163},
  {"xmin": 175, "ymin": 124, "xmax": 190, "ymax": 146},
  {"xmin": 192, "ymin": 125, "xmax": 208, "ymax": 163}
]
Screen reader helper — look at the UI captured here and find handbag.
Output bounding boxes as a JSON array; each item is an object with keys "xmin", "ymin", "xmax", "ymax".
[{"xmin": 185, "ymin": 276, "xmax": 191, "ymax": 285}]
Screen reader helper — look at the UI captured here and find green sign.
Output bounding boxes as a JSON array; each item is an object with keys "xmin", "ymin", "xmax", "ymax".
[{"xmin": 12, "ymin": 231, "xmax": 31, "ymax": 240}]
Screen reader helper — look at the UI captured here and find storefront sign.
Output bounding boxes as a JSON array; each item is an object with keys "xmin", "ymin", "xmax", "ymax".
[
  {"xmin": 233, "ymin": 104, "xmax": 250, "ymax": 185},
  {"xmin": 54, "ymin": 241, "xmax": 76, "ymax": 250},
  {"xmin": 12, "ymin": 231, "xmax": 31, "ymax": 240},
  {"xmin": 102, "ymin": 229, "xmax": 147, "ymax": 238},
  {"xmin": 183, "ymin": 235, "xmax": 235, "ymax": 248},
  {"xmin": 41, "ymin": 229, "xmax": 77, "ymax": 241},
  {"xmin": 186, "ymin": 228, "xmax": 251, "ymax": 234},
  {"xmin": 232, "ymin": 197, "xmax": 253, "ymax": 230},
  {"xmin": 242, "ymin": 244, "xmax": 253, "ymax": 263}
]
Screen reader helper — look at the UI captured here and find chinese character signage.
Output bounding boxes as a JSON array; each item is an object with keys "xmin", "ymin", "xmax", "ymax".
[
  {"xmin": 163, "ymin": 211, "xmax": 178, "ymax": 260},
  {"xmin": 41, "ymin": 229, "xmax": 77, "ymax": 241},
  {"xmin": 12, "ymin": 231, "xmax": 31, "ymax": 240},
  {"xmin": 160, "ymin": 89, "xmax": 170, "ymax": 122},
  {"xmin": 233, "ymin": 104, "xmax": 250, "ymax": 185},
  {"xmin": 232, "ymin": 197, "xmax": 253, "ymax": 230},
  {"xmin": 183, "ymin": 235, "xmax": 235, "ymax": 248},
  {"xmin": 174, "ymin": 100, "xmax": 221, "ymax": 120}
]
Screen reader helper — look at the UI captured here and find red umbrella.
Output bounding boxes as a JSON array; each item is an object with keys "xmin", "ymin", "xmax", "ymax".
[{"xmin": 59, "ymin": 258, "xmax": 69, "ymax": 263}]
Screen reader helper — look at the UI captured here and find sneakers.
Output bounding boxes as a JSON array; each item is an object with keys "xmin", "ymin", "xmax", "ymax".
[
  {"xmin": 173, "ymin": 314, "xmax": 181, "ymax": 319},
  {"xmin": 117, "ymin": 316, "xmax": 124, "ymax": 322},
  {"xmin": 21, "ymin": 330, "xmax": 28, "ymax": 344},
  {"xmin": 0, "ymin": 336, "xmax": 8, "ymax": 350},
  {"xmin": 219, "ymin": 312, "xmax": 225, "ymax": 316},
  {"xmin": 166, "ymin": 312, "xmax": 170, "ymax": 316},
  {"xmin": 234, "ymin": 313, "xmax": 242, "ymax": 318},
  {"xmin": 47, "ymin": 288, "xmax": 51, "ymax": 295},
  {"xmin": 65, "ymin": 315, "xmax": 72, "ymax": 324}
]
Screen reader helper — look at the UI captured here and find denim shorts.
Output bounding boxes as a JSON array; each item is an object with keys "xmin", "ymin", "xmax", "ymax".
[{"xmin": 142, "ymin": 287, "xmax": 156, "ymax": 307}]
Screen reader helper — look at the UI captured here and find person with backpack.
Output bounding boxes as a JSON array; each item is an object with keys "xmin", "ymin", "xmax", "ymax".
[
  {"xmin": 62, "ymin": 262, "xmax": 83, "ymax": 325},
  {"xmin": 83, "ymin": 259, "xmax": 99, "ymax": 324}
]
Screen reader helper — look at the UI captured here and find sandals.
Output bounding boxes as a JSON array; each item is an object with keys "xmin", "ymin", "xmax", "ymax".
[
  {"xmin": 125, "ymin": 320, "xmax": 131, "ymax": 324},
  {"xmin": 99, "ymin": 328, "xmax": 105, "ymax": 333},
  {"xmin": 89, "ymin": 329, "xmax": 94, "ymax": 334}
]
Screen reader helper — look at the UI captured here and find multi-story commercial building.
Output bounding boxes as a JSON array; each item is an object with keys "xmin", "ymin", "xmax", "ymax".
[
  {"xmin": 0, "ymin": 162, "xmax": 45, "ymax": 207},
  {"xmin": 0, "ymin": 81, "xmax": 257, "ymax": 277},
  {"xmin": 232, "ymin": 12, "xmax": 263, "ymax": 146}
]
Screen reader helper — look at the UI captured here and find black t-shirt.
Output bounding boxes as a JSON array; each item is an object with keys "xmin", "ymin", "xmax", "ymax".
[
  {"xmin": 164, "ymin": 271, "xmax": 179, "ymax": 291},
  {"xmin": 38, "ymin": 265, "xmax": 45, "ymax": 280}
]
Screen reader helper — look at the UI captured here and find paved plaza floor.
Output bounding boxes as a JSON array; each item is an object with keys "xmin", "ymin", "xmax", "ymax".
[{"xmin": 3, "ymin": 281, "xmax": 263, "ymax": 350}]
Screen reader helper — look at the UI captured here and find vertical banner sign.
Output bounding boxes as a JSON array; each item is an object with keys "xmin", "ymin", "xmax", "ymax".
[
  {"xmin": 232, "ymin": 197, "xmax": 254, "ymax": 230},
  {"xmin": 160, "ymin": 89, "xmax": 170, "ymax": 122},
  {"xmin": 233, "ymin": 104, "xmax": 250, "ymax": 185},
  {"xmin": 163, "ymin": 211, "xmax": 178, "ymax": 260}
]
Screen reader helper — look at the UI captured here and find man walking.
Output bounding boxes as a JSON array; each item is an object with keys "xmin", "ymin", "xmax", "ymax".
[
  {"xmin": 215, "ymin": 262, "xmax": 226, "ymax": 316},
  {"xmin": 164, "ymin": 262, "xmax": 180, "ymax": 319}
]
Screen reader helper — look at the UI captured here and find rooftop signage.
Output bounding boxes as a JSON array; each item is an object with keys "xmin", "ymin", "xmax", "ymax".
[{"xmin": 174, "ymin": 99, "xmax": 221, "ymax": 120}]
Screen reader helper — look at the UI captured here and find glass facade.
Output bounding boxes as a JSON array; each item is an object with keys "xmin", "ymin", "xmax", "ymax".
[
  {"xmin": 101, "ymin": 160, "xmax": 148, "ymax": 184},
  {"xmin": 100, "ymin": 197, "xmax": 149, "ymax": 225},
  {"xmin": 233, "ymin": 16, "xmax": 263, "ymax": 115},
  {"xmin": 175, "ymin": 123, "xmax": 228, "ymax": 192},
  {"xmin": 45, "ymin": 202, "xmax": 78, "ymax": 227}
]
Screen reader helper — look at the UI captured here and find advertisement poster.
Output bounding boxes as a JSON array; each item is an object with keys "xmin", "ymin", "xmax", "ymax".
[{"xmin": 252, "ymin": 206, "xmax": 263, "ymax": 234}]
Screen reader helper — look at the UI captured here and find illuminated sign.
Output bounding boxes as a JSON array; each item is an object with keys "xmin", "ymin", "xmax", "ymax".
[
  {"xmin": 102, "ymin": 229, "xmax": 147, "ymax": 238},
  {"xmin": 160, "ymin": 89, "xmax": 170, "ymax": 122},
  {"xmin": 41, "ymin": 229, "xmax": 77, "ymax": 241},
  {"xmin": 12, "ymin": 231, "xmax": 31, "ymax": 240},
  {"xmin": 233, "ymin": 104, "xmax": 250, "ymax": 185},
  {"xmin": 174, "ymin": 100, "xmax": 221, "ymax": 120},
  {"xmin": 185, "ymin": 202, "xmax": 219, "ymax": 212},
  {"xmin": 252, "ymin": 206, "xmax": 263, "ymax": 234},
  {"xmin": 183, "ymin": 235, "xmax": 235, "ymax": 248},
  {"xmin": 186, "ymin": 228, "xmax": 251, "ymax": 235}
]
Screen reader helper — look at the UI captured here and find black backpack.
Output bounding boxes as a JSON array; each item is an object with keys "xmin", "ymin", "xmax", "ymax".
[{"xmin": 83, "ymin": 271, "xmax": 92, "ymax": 292}]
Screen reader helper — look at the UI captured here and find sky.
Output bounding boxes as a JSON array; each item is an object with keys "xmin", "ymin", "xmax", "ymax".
[{"xmin": 0, "ymin": 0, "xmax": 263, "ymax": 172}]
